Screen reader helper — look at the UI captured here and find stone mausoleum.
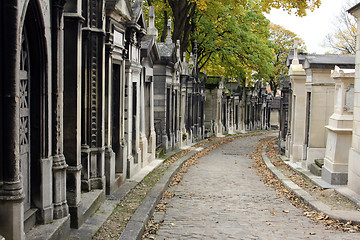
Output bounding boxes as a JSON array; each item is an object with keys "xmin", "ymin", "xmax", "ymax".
[
  {"xmin": 279, "ymin": 2, "xmax": 360, "ymax": 208},
  {"xmin": 0, "ymin": 0, "xmax": 205, "ymax": 239}
]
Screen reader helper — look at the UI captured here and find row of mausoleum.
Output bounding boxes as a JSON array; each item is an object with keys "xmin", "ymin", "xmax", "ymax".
[
  {"xmin": 0, "ymin": 0, "xmax": 204, "ymax": 239},
  {"xmin": 279, "ymin": 3, "xmax": 360, "ymax": 203},
  {"xmin": 204, "ymin": 76, "xmax": 280, "ymax": 138}
]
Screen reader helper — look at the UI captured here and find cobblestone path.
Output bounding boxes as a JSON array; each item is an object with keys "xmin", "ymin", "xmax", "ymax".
[{"xmin": 152, "ymin": 135, "xmax": 360, "ymax": 240}]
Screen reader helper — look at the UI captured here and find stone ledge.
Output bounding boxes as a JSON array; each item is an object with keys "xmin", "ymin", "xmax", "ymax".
[
  {"xmin": 70, "ymin": 189, "xmax": 105, "ymax": 229},
  {"xmin": 337, "ymin": 187, "xmax": 360, "ymax": 209},
  {"xmin": 26, "ymin": 215, "xmax": 70, "ymax": 240},
  {"xmin": 262, "ymin": 144, "xmax": 360, "ymax": 225}
]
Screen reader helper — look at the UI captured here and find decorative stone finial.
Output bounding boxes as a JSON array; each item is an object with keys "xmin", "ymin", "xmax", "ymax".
[
  {"xmin": 176, "ymin": 40, "xmax": 181, "ymax": 59},
  {"xmin": 148, "ymin": 6, "xmax": 155, "ymax": 28},
  {"xmin": 147, "ymin": 6, "xmax": 158, "ymax": 40},
  {"xmin": 166, "ymin": 19, "xmax": 172, "ymax": 44}
]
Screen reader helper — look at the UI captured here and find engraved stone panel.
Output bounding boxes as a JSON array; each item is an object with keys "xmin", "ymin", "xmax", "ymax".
[{"xmin": 114, "ymin": 30, "xmax": 123, "ymax": 47}]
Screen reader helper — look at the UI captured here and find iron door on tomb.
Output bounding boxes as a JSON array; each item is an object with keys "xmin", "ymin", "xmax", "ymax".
[{"xmin": 20, "ymin": 30, "xmax": 31, "ymax": 212}]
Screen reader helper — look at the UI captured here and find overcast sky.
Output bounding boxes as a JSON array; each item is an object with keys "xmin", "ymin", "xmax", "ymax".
[{"xmin": 265, "ymin": 0, "xmax": 358, "ymax": 54}]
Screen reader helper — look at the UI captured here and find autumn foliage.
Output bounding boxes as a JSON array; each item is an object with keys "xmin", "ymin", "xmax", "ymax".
[{"xmin": 146, "ymin": 0, "xmax": 321, "ymax": 83}]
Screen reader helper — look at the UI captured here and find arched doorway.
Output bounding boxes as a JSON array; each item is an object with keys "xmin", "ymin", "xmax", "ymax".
[{"xmin": 20, "ymin": 0, "xmax": 46, "ymax": 231}]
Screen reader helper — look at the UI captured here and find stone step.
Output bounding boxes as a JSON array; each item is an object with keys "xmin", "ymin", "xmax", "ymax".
[{"xmin": 24, "ymin": 208, "xmax": 37, "ymax": 233}]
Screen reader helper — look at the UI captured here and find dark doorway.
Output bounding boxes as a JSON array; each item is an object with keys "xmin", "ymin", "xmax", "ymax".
[
  {"xmin": 112, "ymin": 64, "xmax": 123, "ymax": 175},
  {"xmin": 20, "ymin": 0, "xmax": 46, "ymax": 230}
]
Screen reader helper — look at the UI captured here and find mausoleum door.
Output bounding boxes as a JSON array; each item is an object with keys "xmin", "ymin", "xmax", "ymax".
[
  {"xmin": 20, "ymin": 29, "xmax": 31, "ymax": 212},
  {"xmin": 132, "ymin": 82, "xmax": 137, "ymax": 162},
  {"xmin": 305, "ymin": 92, "xmax": 311, "ymax": 147},
  {"xmin": 112, "ymin": 64, "xmax": 123, "ymax": 174}
]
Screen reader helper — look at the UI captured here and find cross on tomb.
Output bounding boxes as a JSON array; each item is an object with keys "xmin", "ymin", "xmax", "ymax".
[{"xmin": 292, "ymin": 40, "xmax": 299, "ymax": 65}]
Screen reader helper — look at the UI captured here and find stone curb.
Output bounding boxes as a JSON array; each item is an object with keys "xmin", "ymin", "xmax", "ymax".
[
  {"xmin": 261, "ymin": 141, "xmax": 360, "ymax": 226},
  {"xmin": 119, "ymin": 131, "xmax": 272, "ymax": 240}
]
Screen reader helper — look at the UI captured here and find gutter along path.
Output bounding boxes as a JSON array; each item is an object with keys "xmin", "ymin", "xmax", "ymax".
[
  {"xmin": 259, "ymin": 137, "xmax": 360, "ymax": 231},
  {"xmin": 139, "ymin": 134, "xmax": 360, "ymax": 240}
]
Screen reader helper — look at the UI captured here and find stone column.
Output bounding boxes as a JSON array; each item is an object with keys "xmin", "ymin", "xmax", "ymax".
[
  {"xmin": 187, "ymin": 79, "xmax": 194, "ymax": 141},
  {"xmin": 104, "ymin": 36, "xmax": 116, "ymax": 194},
  {"xmin": 176, "ymin": 88, "xmax": 181, "ymax": 144},
  {"xmin": 176, "ymin": 87, "xmax": 180, "ymax": 146},
  {"xmin": 149, "ymin": 80, "xmax": 156, "ymax": 160},
  {"xmin": 163, "ymin": 86, "xmax": 170, "ymax": 150},
  {"xmin": 140, "ymin": 68, "xmax": 149, "ymax": 167},
  {"xmin": 200, "ymin": 88, "xmax": 205, "ymax": 138},
  {"xmin": 125, "ymin": 67, "xmax": 134, "ymax": 177},
  {"xmin": 289, "ymin": 46, "xmax": 307, "ymax": 164},
  {"xmin": 216, "ymin": 83, "xmax": 223, "ymax": 137},
  {"xmin": 120, "ymin": 61, "xmax": 128, "ymax": 180},
  {"xmin": 80, "ymin": 0, "xmax": 106, "ymax": 192},
  {"xmin": 322, "ymin": 67, "xmax": 354, "ymax": 185},
  {"xmin": 0, "ymin": 2, "xmax": 25, "ymax": 239},
  {"xmin": 51, "ymin": 0, "xmax": 69, "ymax": 221},
  {"xmin": 63, "ymin": 1, "xmax": 83, "ymax": 227},
  {"xmin": 229, "ymin": 98, "xmax": 235, "ymax": 134},
  {"xmin": 194, "ymin": 88, "xmax": 199, "ymax": 137},
  {"xmin": 245, "ymin": 93, "xmax": 251, "ymax": 130},
  {"xmin": 169, "ymin": 86, "xmax": 174, "ymax": 148},
  {"xmin": 134, "ymin": 69, "xmax": 142, "ymax": 167},
  {"xmin": 171, "ymin": 88, "xmax": 176, "ymax": 146},
  {"xmin": 180, "ymin": 76, "xmax": 187, "ymax": 146}
]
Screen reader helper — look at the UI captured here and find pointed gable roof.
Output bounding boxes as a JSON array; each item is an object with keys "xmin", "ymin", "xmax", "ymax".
[
  {"xmin": 106, "ymin": 0, "xmax": 132, "ymax": 21},
  {"xmin": 131, "ymin": 0, "xmax": 146, "ymax": 30}
]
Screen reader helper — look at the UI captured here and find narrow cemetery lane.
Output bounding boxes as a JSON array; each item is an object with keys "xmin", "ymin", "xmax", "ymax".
[{"xmin": 149, "ymin": 134, "xmax": 360, "ymax": 240}]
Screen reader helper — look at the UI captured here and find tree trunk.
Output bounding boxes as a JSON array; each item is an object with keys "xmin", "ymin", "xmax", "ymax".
[{"xmin": 168, "ymin": 0, "xmax": 196, "ymax": 57}]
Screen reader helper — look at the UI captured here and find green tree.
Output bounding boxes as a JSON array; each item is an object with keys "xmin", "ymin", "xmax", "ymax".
[
  {"xmin": 147, "ymin": 0, "xmax": 321, "ymax": 57},
  {"xmin": 261, "ymin": 0, "xmax": 321, "ymax": 16},
  {"xmin": 195, "ymin": 1, "xmax": 274, "ymax": 84},
  {"xmin": 268, "ymin": 23, "xmax": 306, "ymax": 94}
]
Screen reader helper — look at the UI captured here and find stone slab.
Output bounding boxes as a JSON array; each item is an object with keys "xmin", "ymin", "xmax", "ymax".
[
  {"xmin": 310, "ymin": 163, "xmax": 322, "ymax": 176},
  {"xmin": 26, "ymin": 215, "xmax": 70, "ymax": 240}
]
